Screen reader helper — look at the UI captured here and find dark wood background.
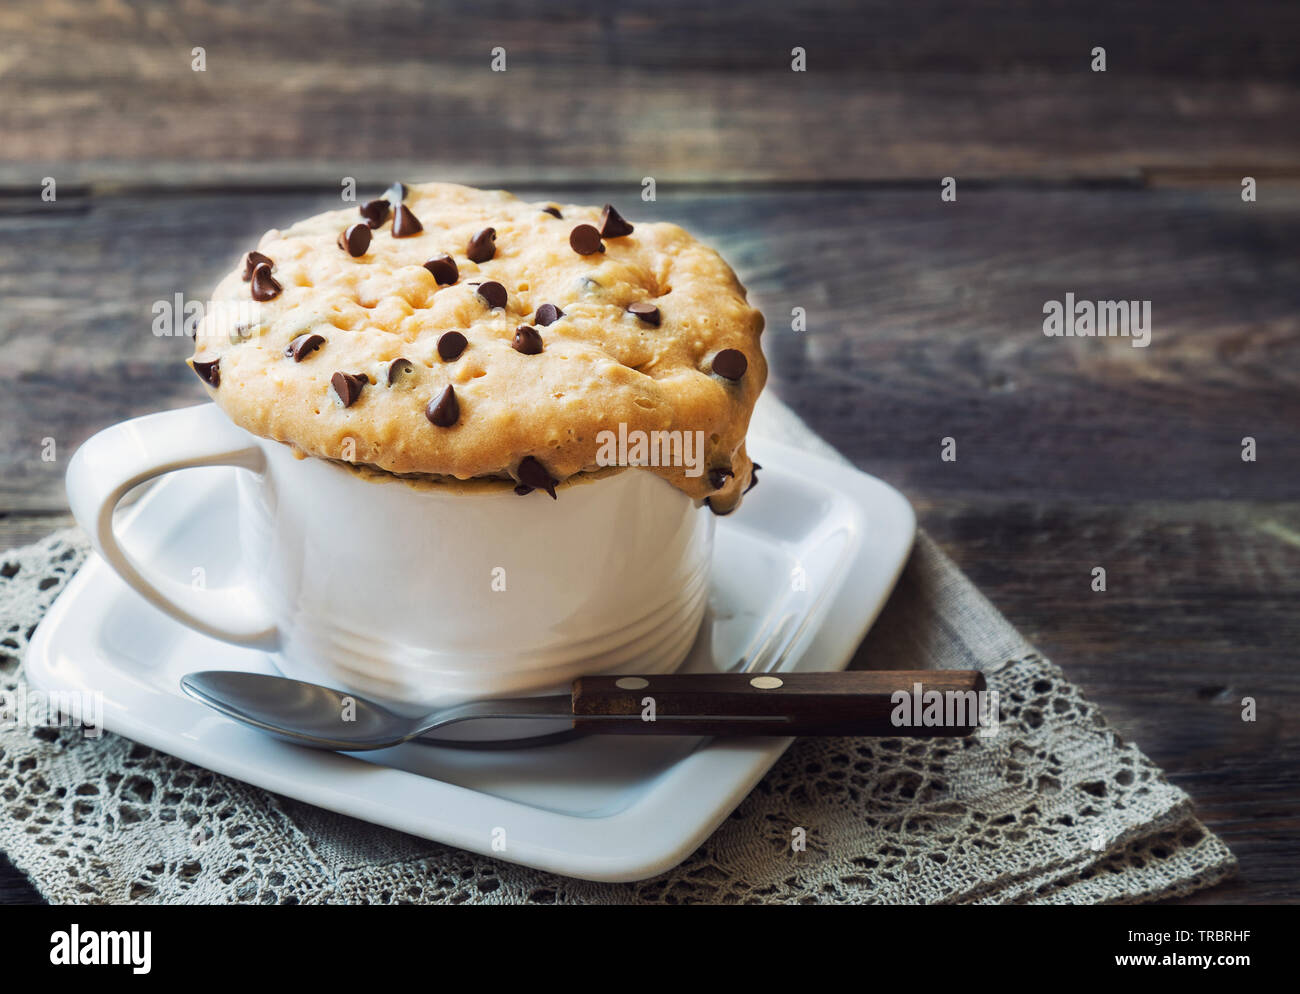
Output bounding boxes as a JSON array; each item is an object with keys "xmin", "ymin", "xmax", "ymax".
[{"xmin": 1, "ymin": 0, "xmax": 1296, "ymax": 904}]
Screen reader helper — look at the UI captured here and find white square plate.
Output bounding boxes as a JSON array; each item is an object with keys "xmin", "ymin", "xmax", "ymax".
[{"xmin": 25, "ymin": 435, "xmax": 914, "ymax": 882}]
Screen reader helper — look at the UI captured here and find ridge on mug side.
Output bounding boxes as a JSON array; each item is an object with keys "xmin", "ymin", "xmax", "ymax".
[{"xmin": 66, "ymin": 403, "xmax": 715, "ymax": 709}]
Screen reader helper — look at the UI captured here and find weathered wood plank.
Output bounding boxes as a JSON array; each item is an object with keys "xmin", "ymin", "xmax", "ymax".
[
  {"xmin": 0, "ymin": 513, "xmax": 73, "ymax": 551},
  {"xmin": 1, "ymin": 1, "xmax": 1298, "ymax": 184},
  {"xmin": 3, "ymin": 186, "xmax": 1298, "ymax": 509},
  {"xmin": 0, "ymin": 854, "xmax": 40, "ymax": 904}
]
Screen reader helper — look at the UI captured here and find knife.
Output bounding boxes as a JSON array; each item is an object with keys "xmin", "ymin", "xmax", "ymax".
[{"xmin": 181, "ymin": 669, "xmax": 991, "ymax": 751}]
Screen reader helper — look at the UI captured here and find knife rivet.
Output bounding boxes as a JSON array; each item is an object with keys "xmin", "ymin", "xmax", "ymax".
[
  {"xmin": 750, "ymin": 676, "xmax": 784, "ymax": 690},
  {"xmin": 615, "ymin": 677, "xmax": 650, "ymax": 690}
]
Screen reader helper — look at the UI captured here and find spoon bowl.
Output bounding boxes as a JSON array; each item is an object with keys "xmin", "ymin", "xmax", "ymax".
[{"xmin": 181, "ymin": 671, "xmax": 578, "ymax": 750}]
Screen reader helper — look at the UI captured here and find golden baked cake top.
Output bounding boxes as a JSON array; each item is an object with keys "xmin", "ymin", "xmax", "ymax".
[{"xmin": 189, "ymin": 182, "xmax": 766, "ymax": 512}]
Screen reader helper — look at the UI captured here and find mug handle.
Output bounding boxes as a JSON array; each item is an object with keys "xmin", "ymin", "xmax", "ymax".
[{"xmin": 66, "ymin": 403, "xmax": 279, "ymax": 648}]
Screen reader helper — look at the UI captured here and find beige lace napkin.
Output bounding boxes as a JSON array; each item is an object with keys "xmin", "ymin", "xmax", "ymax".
[{"xmin": 0, "ymin": 396, "xmax": 1235, "ymax": 903}]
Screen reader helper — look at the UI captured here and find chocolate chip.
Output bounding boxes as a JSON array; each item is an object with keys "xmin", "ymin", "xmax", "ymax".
[
  {"xmin": 599, "ymin": 204, "xmax": 634, "ymax": 238},
  {"xmin": 569, "ymin": 224, "xmax": 604, "ymax": 256},
  {"xmin": 423, "ymin": 254, "xmax": 459, "ymax": 285},
  {"xmin": 712, "ymin": 348, "xmax": 748, "ymax": 380},
  {"xmin": 425, "ymin": 385, "xmax": 460, "ymax": 427},
  {"xmin": 534, "ymin": 303, "xmax": 564, "ymax": 327},
  {"xmin": 338, "ymin": 222, "xmax": 371, "ymax": 257},
  {"xmin": 332, "ymin": 371, "xmax": 367, "ymax": 407},
  {"xmin": 467, "ymin": 227, "xmax": 497, "ymax": 263},
  {"xmin": 285, "ymin": 333, "xmax": 326, "ymax": 361},
  {"xmin": 241, "ymin": 251, "xmax": 273, "ymax": 281},
  {"xmin": 516, "ymin": 456, "xmax": 557, "ymax": 499},
  {"xmin": 541, "ymin": 206, "xmax": 562, "ymax": 219},
  {"xmin": 437, "ymin": 331, "xmax": 468, "ymax": 361},
  {"xmin": 514, "ymin": 484, "xmax": 534, "ymax": 496},
  {"xmin": 513, "ymin": 325, "xmax": 544, "ymax": 355},
  {"xmin": 387, "ymin": 357, "xmax": 415, "ymax": 385},
  {"xmin": 250, "ymin": 263, "xmax": 282, "ymax": 302},
  {"xmin": 391, "ymin": 204, "xmax": 423, "ymax": 237},
  {"xmin": 476, "ymin": 281, "xmax": 507, "ymax": 309},
  {"xmin": 707, "ymin": 464, "xmax": 759, "ymax": 513},
  {"xmin": 384, "ymin": 181, "xmax": 408, "ymax": 203},
  {"xmin": 359, "ymin": 199, "xmax": 390, "ymax": 228},
  {"xmin": 703, "ymin": 497, "xmax": 734, "ymax": 516},
  {"xmin": 627, "ymin": 302, "xmax": 660, "ymax": 326},
  {"xmin": 191, "ymin": 358, "xmax": 220, "ymax": 387}
]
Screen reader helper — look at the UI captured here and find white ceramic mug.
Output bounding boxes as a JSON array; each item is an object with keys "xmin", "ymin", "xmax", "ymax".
[{"xmin": 66, "ymin": 404, "xmax": 714, "ymax": 709}]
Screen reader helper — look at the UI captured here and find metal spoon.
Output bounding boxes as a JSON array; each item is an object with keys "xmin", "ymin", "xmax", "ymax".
[{"xmin": 180, "ymin": 669, "xmax": 988, "ymax": 752}]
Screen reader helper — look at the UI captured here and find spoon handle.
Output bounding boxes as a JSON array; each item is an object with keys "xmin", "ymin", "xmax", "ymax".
[{"xmin": 570, "ymin": 670, "xmax": 990, "ymax": 737}]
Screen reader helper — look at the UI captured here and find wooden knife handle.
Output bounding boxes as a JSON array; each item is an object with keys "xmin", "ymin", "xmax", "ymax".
[{"xmin": 571, "ymin": 670, "xmax": 988, "ymax": 737}]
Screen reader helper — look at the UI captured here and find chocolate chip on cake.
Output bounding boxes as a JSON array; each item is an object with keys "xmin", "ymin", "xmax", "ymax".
[
  {"xmin": 476, "ymin": 281, "xmax": 507, "ymax": 309},
  {"xmin": 391, "ymin": 204, "xmax": 423, "ymax": 237},
  {"xmin": 191, "ymin": 358, "xmax": 220, "ymax": 387},
  {"xmin": 241, "ymin": 251, "xmax": 273, "ymax": 282},
  {"xmin": 387, "ymin": 357, "xmax": 415, "ymax": 385},
  {"xmin": 627, "ymin": 302, "xmax": 660, "ymax": 326},
  {"xmin": 285, "ymin": 333, "xmax": 326, "ymax": 361},
  {"xmin": 599, "ymin": 204, "xmax": 634, "ymax": 238},
  {"xmin": 513, "ymin": 325, "xmax": 544, "ymax": 355},
  {"xmin": 534, "ymin": 303, "xmax": 563, "ymax": 327},
  {"xmin": 745, "ymin": 462, "xmax": 762, "ymax": 493},
  {"xmin": 517, "ymin": 456, "xmax": 558, "ymax": 499},
  {"xmin": 467, "ymin": 227, "xmax": 497, "ymax": 263},
  {"xmin": 332, "ymin": 371, "xmax": 367, "ymax": 408},
  {"xmin": 425, "ymin": 385, "xmax": 460, "ymax": 427},
  {"xmin": 703, "ymin": 497, "xmax": 731, "ymax": 516},
  {"xmin": 423, "ymin": 254, "xmax": 459, "ymax": 285},
  {"xmin": 359, "ymin": 199, "xmax": 390, "ymax": 228},
  {"xmin": 250, "ymin": 263, "xmax": 282, "ymax": 302},
  {"xmin": 569, "ymin": 224, "xmax": 605, "ymax": 256},
  {"xmin": 712, "ymin": 348, "xmax": 748, "ymax": 380},
  {"xmin": 437, "ymin": 331, "xmax": 468, "ymax": 361},
  {"xmin": 541, "ymin": 206, "xmax": 562, "ymax": 219},
  {"xmin": 338, "ymin": 223, "xmax": 371, "ymax": 257},
  {"xmin": 194, "ymin": 183, "xmax": 767, "ymax": 514}
]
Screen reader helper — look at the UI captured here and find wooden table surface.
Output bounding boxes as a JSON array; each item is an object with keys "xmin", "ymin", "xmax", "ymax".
[{"xmin": 1, "ymin": 0, "xmax": 1296, "ymax": 904}]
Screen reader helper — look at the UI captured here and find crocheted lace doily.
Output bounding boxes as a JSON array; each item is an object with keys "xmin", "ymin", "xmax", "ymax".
[{"xmin": 0, "ymin": 526, "xmax": 1234, "ymax": 904}]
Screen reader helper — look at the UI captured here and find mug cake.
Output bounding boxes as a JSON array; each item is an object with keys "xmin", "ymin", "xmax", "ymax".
[{"xmin": 189, "ymin": 182, "xmax": 766, "ymax": 513}]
